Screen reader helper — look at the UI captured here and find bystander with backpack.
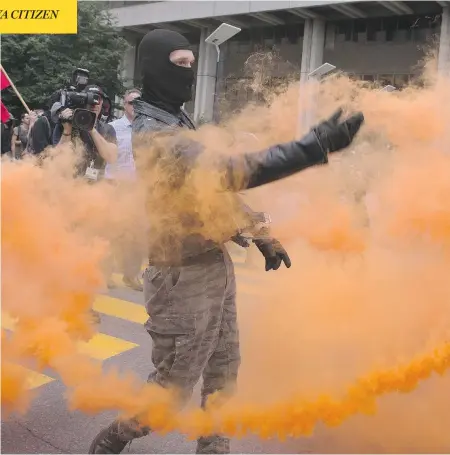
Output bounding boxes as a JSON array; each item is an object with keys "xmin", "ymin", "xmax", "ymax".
[
  {"xmin": 11, "ymin": 112, "xmax": 30, "ymax": 159},
  {"xmin": 26, "ymin": 108, "xmax": 53, "ymax": 156},
  {"xmin": 26, "ymin": 92, "xmax": 60, "ymax": 157}
]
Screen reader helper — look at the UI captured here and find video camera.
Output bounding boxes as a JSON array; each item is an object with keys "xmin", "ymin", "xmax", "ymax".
[{"xmin": 59, "ymin": 68, "xmax": 100, "ymax": 131}]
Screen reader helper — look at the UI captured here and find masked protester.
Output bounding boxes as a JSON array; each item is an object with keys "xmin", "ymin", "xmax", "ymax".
[{"xmin": 89, "ymin": 29, "xmax": 364, "ymax": 455}]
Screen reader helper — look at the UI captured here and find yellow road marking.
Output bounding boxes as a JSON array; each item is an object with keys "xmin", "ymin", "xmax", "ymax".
[
  {"xmin": 77, "ymin": 333, "xmax": 138, "ymax": 360},
  {"xmin": 2, "ymin": 314, "xmax": 139, "ymax": 361},
  {"xmin": 2, "ymin": 296, "xmax": 147, "ymax": 331},
  {"xmin": 3, "ymin": 364, "xmax": 55, "ymax": 390},
  {"xmin": 93, "ymin": 295, "xmax": 147, "ymax": 324},
  {"xmin": 24, "ymin": 367, "xmax": 55, "ymax": 389}
]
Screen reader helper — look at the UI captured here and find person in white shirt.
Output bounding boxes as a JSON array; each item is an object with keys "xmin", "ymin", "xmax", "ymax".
[
  {"xmin": 105, "ymin": 88, "xmax": 141, "ymax": 180},
  {"xmin": 106, "ymin": 88, "xmax": 144, "ymax": 291}
]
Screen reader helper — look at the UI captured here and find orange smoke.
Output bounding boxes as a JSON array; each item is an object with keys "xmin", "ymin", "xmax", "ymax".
[{"xmin": 2, "ymin": 58, "xmax": 450, "ymax": 452}]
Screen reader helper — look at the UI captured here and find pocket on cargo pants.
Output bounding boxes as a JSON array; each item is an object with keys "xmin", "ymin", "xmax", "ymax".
[
  {"xmin": 143, "ymin": 266, "xmax": 184, "ymax": 316},
  {"xmin": 146, "ymin": 313, "xmax": 203, "ymax": 403}
]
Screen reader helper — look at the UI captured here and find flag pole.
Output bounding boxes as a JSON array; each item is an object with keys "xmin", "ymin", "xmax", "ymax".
[{"xmin": 0, "ymin": 65, "xmax": 31, "ymax": 114}]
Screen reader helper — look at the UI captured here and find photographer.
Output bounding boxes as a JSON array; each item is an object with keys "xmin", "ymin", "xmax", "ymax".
[{"xmin": 55, "ymin": 85, "xmax": 117, "ymax": 181}]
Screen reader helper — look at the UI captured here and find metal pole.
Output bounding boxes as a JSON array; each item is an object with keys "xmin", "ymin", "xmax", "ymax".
[
  {"xmin": 212, "ymin": 44, "xmax": 220, "ymax": 124},
  {"xmin": 0, "ymin": 65, "xmax": 31, "ymax": 114},
  {"xmin": 438, "ymin": 6, "xmax": 450, "ymax": 76}
]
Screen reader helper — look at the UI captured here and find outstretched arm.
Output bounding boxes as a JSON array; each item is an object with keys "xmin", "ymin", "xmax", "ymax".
[{"xmin": 224, "ymin": 109, "xmax": 364, "ymax": 191}]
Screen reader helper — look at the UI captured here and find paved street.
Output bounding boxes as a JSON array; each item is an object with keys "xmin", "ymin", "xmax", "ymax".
[{"xmin": 1, "ymin": 245, "xmax": 320, "ymax": 454}]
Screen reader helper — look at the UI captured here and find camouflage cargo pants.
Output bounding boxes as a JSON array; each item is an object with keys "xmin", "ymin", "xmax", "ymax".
[{"xmin": 116, "ymin": 248, "xmax": 240, "ymax": 453}]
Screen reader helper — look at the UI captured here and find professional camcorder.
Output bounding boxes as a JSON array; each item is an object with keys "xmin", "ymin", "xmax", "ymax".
[{"xmin": 59, "ymin": 68, "xmax": 100, "ymax": 131}]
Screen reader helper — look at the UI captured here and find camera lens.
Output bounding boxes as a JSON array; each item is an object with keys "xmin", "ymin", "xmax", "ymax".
[
  {"xmin": 87, "ymin": 93, "xmax": 101, "ymax": 105},
  {"xmin": 75, "ymin": 110, "xmax": 91, "ymax": 128},
  {"xmin": 72, "ymin": 109, "xmax": 96, "ymax": 131}
]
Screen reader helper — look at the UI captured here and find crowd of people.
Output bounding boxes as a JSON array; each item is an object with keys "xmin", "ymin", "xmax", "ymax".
[
  {"xmin": 1, "ymin": 105, "xmax": 55, "ymax": 159},
  {"xmin": 1, "ymin": 86, "xmax": 145, "ymax": 291},
  {"xmin": 1, "ymin": 112, "xmax": 29, "ymax": 158}
]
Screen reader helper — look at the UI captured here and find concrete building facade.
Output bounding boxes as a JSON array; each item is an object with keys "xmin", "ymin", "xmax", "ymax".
[{"xmin": 108, "ymin": 1, "xmax": 450, "ymax": 121}]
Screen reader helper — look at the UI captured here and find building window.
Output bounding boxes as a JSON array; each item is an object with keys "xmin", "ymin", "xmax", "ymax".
[
  {"xmin": 274, "ymin": 25, "xmax": 284, "ymax": 45},
  {"xmin": 384, "ymin": 17, "xmax": 397, "ymax": 42},
  {"xmin": 362, "ymin": 75, "xmax": 375, "ymax": 82},
  {"xmin": 251, "ymin": 27, "xmax": 263, "ymax": 45},
  {"xmin": 367, "ymin": 18, "xmax": 382, "ymax": 41},
  {"xmin": 353, "ymin": 19, "xmax": 366, "ymax": 42},
  {"xmin": 378, "ymin": 74, "xmax": 394, "ymax": 86},
  {"xmin": 232, "ymin": 28, "xmax": 250, "ymax": 43},
  {"xmin": 337, "ymin": 20, "xmax": 352, "ymax": 41},
  {"xmin": 263, "ymin": 26, "xmax": 274, "ymax": 48},
  {"xmin": 286, "ymin": 23, "xmax": 300, "ymax": 44},
  {"xmin": 393, "ymin": 74, "xmax": 410, "ymax": 88},
  {"xmin": 356, "ymin": 73, "xmax": 413, "ymax": 89}
]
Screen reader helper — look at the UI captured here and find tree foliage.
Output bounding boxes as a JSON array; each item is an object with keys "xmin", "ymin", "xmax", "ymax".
[{"xmin": 1, "ymin": 2, "xmax": 128, "ymax": 118}]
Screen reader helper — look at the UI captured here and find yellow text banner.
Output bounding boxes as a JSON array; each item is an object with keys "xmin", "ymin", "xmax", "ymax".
[{"xmin": 0, "ymin": 0, "xmax": 77, "ymax": 34}]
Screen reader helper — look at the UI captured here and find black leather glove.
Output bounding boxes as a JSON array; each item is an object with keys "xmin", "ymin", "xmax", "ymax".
[
  {"xmin": 313, "ymin": 108, "xmax": 364, "ymax": 161},
  {"xmin": 253, "ymin": 238, "xmax": 291, "ymax": 271}
]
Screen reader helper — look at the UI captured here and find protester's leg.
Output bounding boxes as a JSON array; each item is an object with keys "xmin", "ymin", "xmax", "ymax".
[
  {"xmin": 13, "ymin": 146, "xmax": 21, "ymax": 160},
  {"xmin": 101, "ymin": 246, "xmax": 117, "ymax": 289},
  {"xmin": 119, "ymin": 182, "xmax": 145, "ymax": 291},
  {"xmin": 99, "ymin": 179, "xmax": 119, "ymax": 289},
  {"xmin": 196, "ymin": 256, "xmax": 240, "ymax": 454},
  {"xmin": 89, "ymin": 253, "xmax": 229, "ymax": 454},
  {"xmin": 121, "ymin": 236, "xmax": 144, "ymax": 291},
  {"xmin": 122, "ymin": 244, "xmax": 142, "ymax": 279}
]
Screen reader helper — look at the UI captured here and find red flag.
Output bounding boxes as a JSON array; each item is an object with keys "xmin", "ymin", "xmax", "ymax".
[
  {"xmin": 1, "ymin": 68, "xmax": 11, "ymax": 91},
  {"xmin": 1, "ymin": 101, "xmax": 10, "ymax": 123}
]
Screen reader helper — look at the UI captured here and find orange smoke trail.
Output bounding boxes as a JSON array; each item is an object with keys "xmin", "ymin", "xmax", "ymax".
[
  {"xmin": 1, "ymin": 334, "xmax": 34, "ymax": 416},
  {"xmin": 64, "ymin": 340, "xmax": 450, "ymax": 440}
]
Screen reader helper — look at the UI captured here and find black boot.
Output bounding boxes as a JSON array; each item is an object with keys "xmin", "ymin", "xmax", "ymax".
[{"xmin": 89, "ymin": 421, "xmax": 129, "ymax": 454}]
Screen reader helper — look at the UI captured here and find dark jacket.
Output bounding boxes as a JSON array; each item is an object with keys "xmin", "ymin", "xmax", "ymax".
[
  {"xmin": 27, "ymin": 114, "xmax": 52, "ymax": 155},
  {"xmin": 1, "ymin": 123, "xmax": 12, "ymax": 154},
  {"xmin": 132, "ymin": 100, "xmax": 326, "ymax": 265}
]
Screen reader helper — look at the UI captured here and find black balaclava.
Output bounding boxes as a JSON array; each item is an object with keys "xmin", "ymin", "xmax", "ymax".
[{"xmin": 138, "ymin": 29, "xmax": 195, "ymax": 115}]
